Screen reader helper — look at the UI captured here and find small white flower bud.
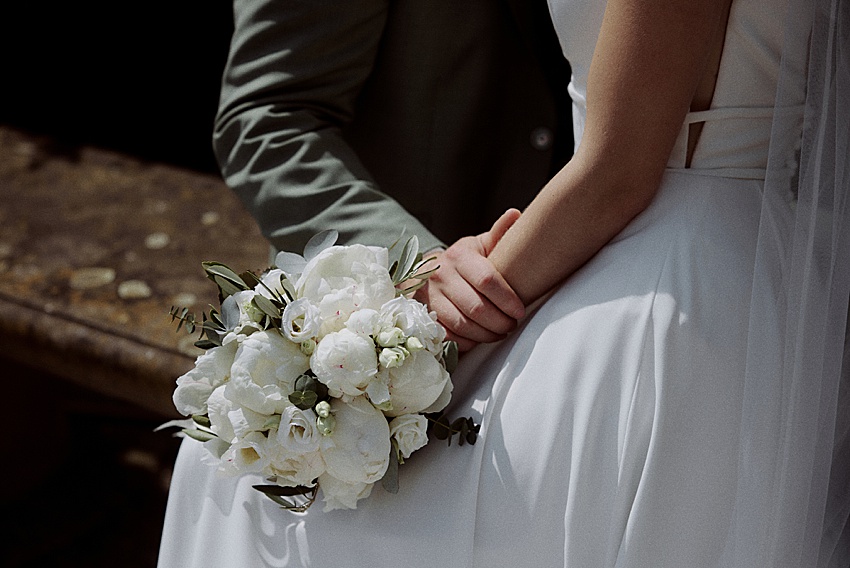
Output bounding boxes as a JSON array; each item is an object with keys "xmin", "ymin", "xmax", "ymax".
[
  {"xmin": 405, "ymin": 336, "xmax": 425, "ymax": 352},
  {"xmin": 300, "ymin": 338, "xmax": 317, "ymax": 356},
  {"xmin": 376, "ymin": 327, "xmax": 405, "ymax": 347},
  {"xmin": 317, "ymin": 414, "xmax": 336, "ymax": 436},
  {"xmin": 379, "ymin": 346, "xmax": 408, "ymax": 369},
  {"xmin": 315, "ymin": 400, "xmax": 332, "ymax": 418}
]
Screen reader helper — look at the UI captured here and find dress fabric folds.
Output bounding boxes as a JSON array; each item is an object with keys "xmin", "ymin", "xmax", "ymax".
[{"xmin": 158, "ymin": 0, "xmax": 849, "ymax": 566}]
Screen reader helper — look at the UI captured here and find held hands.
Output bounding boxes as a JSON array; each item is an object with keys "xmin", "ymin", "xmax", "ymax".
[{"xmin": 411, "ymin": 209, "xmax": 525, "ymax": 352}]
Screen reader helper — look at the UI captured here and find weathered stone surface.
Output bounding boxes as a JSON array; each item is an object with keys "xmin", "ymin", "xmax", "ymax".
[{"xmin": 0, "ymin": 125, "xmax": 269, "ymax": 416}]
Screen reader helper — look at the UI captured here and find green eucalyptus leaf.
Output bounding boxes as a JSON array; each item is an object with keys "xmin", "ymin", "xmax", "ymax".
[
  {"xmin": 382, "ymin": 444, "xmax": 400, "ymax": 494},
  {"xmin": 431, "ymin": 414, "xmax": 451, "ymax": 441},
  {"xmin": 442, "ymin": 341, "xmax": 459, "ymax": 374},
  {"xmin": 303, "ymin": 230, "xmax": 338, "ymax": 260},
  {"xmin": 466, "ymin": 425, "xmax": 478, "ymax": 445},
  {"xmin": 289, "ymin": 390, "xmax": 318, "ymax": 410},
  {"xmin": 182, "ymin": 428, "xmax": 217, "ymax": 442},
  {"xmin": 252, "ymin": 483, "xmax": 315, "ymax": 498},
  {"xmin": 191, "ymin": 414, "xmax": 211, "ymax": 428}
]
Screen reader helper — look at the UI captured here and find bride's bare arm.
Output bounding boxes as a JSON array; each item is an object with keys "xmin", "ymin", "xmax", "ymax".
[{"xmin": 488, "ymin": 0, "xmax": 733, "ymax": 305}]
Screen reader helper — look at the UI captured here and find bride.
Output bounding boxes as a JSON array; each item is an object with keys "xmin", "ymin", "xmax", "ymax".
[{"xmin": 158, "ymin": 0, "xmax": 849, "ymax": 566}]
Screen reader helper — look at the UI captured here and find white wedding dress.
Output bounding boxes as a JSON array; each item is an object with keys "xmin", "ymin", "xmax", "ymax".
[{"xmin": 158, "ymin": 0, "xmax": 849, "ymax": 566}]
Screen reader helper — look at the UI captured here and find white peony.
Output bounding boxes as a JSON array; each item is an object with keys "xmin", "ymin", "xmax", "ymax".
[
  {"xmin": 205, "ymin": 384, "xmax": 270, "ymax": 444},
  {"xmin": 281, "ymin": 298, "xmax": 322, "ymax": 342},
  {"xmin": 173, "ymin": 341, "xmax": 238, "ymax": 416},
  {"xmin": 379, "ymin": 296, "xmax": 446, "ymax": 356},
  {"xmin": 225, "ymin": 330, "xmax": 310, "ymax": 415},
  {"xmin": 216, "ymin": 431, "xmax": 271, "ymax": 476},
  {"xmin": 295, "ymin": 245, "xmax": 396, "ymax": 335},
  {"xmin": 319, "ymin": 396, "xmax": 390, "ymax": 485},
  {"xmin": 344, "ymin": 308, "xmax": 380, "ymax": 336},
  {"xmin": 382, "ymin": 350, "xmax": 451, "ymax": 417},
  {"xmin": 389, "ymin": 414, "xmax": 429, "ymax": 459},
  {"xmin": 318, "ymin": 473, "xmax": 374, "ymax": 512},
  {"xmin": 268, "ymin": 450, "xmax": 326, "ymax": 488},
  {"xmin": 310, "ymin": 328, "xmax": 379, "ymax": 398}
]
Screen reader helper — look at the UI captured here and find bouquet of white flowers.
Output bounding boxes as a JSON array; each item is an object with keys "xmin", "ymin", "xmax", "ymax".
[{"xmin": 162, "ymin": 232, "xmax": 477, "ymax": 511}]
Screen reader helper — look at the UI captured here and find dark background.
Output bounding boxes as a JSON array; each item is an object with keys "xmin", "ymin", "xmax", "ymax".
[
  {"xmin": 1, "ymin": 0, "xmax": 234, "ymax": 173},
  {"xmin": 2, "ymin": 2, "xmax": 235, "ymax": 566}
]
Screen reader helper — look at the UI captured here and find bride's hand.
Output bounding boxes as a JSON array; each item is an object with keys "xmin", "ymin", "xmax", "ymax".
[{"xmin": 412, "ymin": 209, "xmax": 526, "ymax": 351}]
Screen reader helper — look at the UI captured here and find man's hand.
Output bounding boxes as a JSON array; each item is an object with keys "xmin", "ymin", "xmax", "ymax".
[{"xmin": 412, "ymin": 209, "xmax": 525, "ymax": 351}]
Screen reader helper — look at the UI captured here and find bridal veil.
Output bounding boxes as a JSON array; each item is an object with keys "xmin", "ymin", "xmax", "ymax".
[{"xmin": 737, "ymin": 0, "xmax": 849, "ymax": 564}]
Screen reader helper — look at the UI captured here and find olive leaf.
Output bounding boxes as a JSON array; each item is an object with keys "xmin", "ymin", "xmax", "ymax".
[{"xmin": 252, "ymin": 483, "xmax": 318, "ymax": 512}]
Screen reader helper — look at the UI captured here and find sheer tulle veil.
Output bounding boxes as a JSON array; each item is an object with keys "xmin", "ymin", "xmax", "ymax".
[{"xmin": 735, "ymin": 0, "xmax": 849, "ymax": 564}]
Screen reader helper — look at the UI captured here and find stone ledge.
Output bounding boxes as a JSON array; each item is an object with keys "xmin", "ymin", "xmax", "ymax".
[{"xmin": 0, "ymin": 125, "xmax": 269, "ymax": 417}]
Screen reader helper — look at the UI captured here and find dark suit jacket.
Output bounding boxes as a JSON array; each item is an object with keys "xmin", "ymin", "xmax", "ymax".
[{"xmin": 214, "ymin": 0, "xmax": 572, "ymax": 255}]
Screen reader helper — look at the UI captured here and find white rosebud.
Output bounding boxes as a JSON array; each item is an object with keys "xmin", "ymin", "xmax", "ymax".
[
  {"xmin": 405, "ymin": 336, "xmax": 425, "ymax": 352},
  {"xmin": 300, "ymin": 338, "xmax": 317, "ymax": 356},
  {"xmin": 389, "ymin": 414, "xmax": 429, "ymax": 459},
  {"xmin": 379, "ymin": 346, "xmax": 408, "ymax": 369},
  {"xmin": 376, "ymin": 327, "xmax": 405, "ymax": 347},
  {"xmin": 378, "ymin": 296, "xmax": 446, "ymax": 356}
]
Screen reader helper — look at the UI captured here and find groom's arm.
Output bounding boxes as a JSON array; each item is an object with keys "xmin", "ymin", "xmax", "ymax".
[{"xmin": 213, "ymin": 0, "xmax": 443, "ymax": 254}]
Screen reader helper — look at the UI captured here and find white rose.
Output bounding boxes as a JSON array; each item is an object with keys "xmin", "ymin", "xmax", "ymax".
[
  {"xmin": 319, "ymin": 396, "xmax": 390, "ymax": 485},
  {"xmin": 310, "ymin": 328, "xmax": 379, "ymax": 398},
  {"xmin": 225, "ymin": 330, "xmax": 310, "ymax": 415},
  {"xmin": 379, "ymin": 296, "xmax": 446, "ymax": 356},
  {"xmin": 382, "ymin": 350, "xmax": 451, "ymax": 417},
  {"xmin": 318, "ymin": 473, "xmax": 374, "ymax": 511},
  {"xmin": 275, "ymin": 406, "xmax": 322, "ymax": 455},
  {"xmin": 267, "ymin": 409, "xmax": 327, "ymax": 487},
  {"xmin": 389, "ymin": 414, "xmax": 429, "ymax": 459},
  {"xmin": 296, "ymin": 245, "xmax": 396, "ymax": 335},
  {"xmin": 173, "ymin": 341, "xmax": 238, "ymax": 416},
  {"xmin": 281, "ymin": 298, "xmax": 322, "ymax": 342}
]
